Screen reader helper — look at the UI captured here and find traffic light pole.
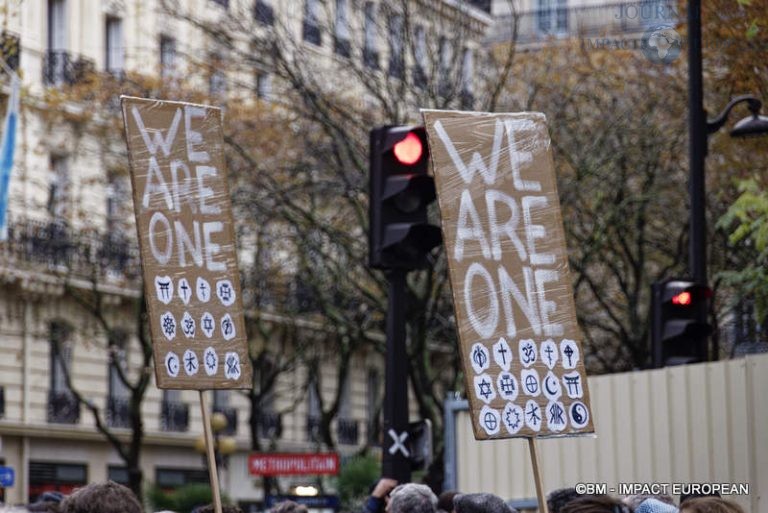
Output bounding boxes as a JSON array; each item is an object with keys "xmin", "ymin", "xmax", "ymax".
[
  {"xmin": 382, "ymin": 269, "xmax": 411, "ymax": 483},
  {"xmin": 688, "ymin": 0, "xmax": 707, "ymax": 286}
]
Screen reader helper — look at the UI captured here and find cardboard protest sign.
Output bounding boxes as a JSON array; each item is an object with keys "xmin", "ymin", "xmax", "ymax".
[
  {"xmin": 122, "ymin": 96, "xmax": 252, "ymax": 390},
  {"xmin": 422, "ymin": 110, "xmax": 594, "ymax": 439}
]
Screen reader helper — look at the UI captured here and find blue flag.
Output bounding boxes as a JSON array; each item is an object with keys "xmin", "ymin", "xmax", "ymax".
[{"xmin": 0, "ymin": 72, "xmax": 19, "ymax": 241}]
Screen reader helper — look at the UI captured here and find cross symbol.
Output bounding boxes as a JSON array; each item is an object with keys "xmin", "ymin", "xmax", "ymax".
[
  {"xmin": 497, "ymin": 345, "xmax": 508, "ymax": 365},
  {"xmin": 387, "ymin": 429, "xmax": 410, "ymax": 457}
]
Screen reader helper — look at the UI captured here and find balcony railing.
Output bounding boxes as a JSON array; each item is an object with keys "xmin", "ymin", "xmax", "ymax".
[
  {"xmin": 213, "ymin": 406, "xmax": 238, "ymax": 435},
  {"xmin": 48, "ymin": 390, "xmax": 80, "ymax": 424},
  {"xmin": 107, "ymin": 396, "xmax": 132, "ymax": 428},
  {"xmin": 43, "ymin": 50, "xmax": 95, "ymax": 87},
  {"xmin": 254, "ymin": 1, "xmax": 275, "ymax": 26},
  {"xmin": 1, "ymin": 31, "xmax": 20, "ymax": 71},
  {"xmin": 0, "ymin": 218, "xmax": 140, "ymax": 284},
  {"xmin": 161, "ymin": 401, "xmax": 190, "ymax": 432},
  {"xmin": 258, "ymin": 411, "xmax": 282, "ymax": 439},
  {"xmin": 337, "ymin": 418, "xmax": 359, "ymax": 445}
]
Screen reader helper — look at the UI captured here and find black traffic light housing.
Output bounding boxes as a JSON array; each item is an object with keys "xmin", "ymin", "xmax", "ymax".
[
  {"xmin": 369, "ymin": 125, "xmax": 442, "ymax": 270},
  {"xmin": 651, "ymin": 278, "xmax": 713, "ymax": 367}
]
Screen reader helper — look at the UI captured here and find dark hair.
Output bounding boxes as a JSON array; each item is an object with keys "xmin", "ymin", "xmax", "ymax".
[
  {"xmin": 193, "ymin": 505, "xmax": 244, "ymax": 513},
  {"xmin": 59, "ymin": 481, "xmax": 143, "ymax": 513},
  {"xmin": 547, "ymin": 488, "xmax": 581, "ymax": 513},
  {"xmin": 269, "ymin": 500, "xmax": 308, "ymax": 513},
  {"xmin": 438, "ymin": 491, "xmax": 460, "ymax": 513},
  {"xmin": 560, "ymin": 495, "xmax": 629, "ymax": 513},
  {"xmin": 680, "ymin": 497, "xmax": 745, "ymax": 513}
]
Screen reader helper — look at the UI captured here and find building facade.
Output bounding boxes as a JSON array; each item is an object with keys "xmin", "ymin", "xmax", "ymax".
[{"xmin": 0, "ymin": 0, "xmax": 491, "ymax": 508}]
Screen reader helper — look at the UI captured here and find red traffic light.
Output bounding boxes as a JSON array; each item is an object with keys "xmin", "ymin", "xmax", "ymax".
[
  {"xmin": 672, "ymin": 291, "xmax": 692, "ymax": 306},
  {"xmin": 393, "ymin": 132, "xmax": 423, "ymax": 165}
]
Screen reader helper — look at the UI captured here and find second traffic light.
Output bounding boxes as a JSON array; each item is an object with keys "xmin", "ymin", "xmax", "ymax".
[
  {"xmin": 369, "ymin": 125, "xmax": 442, "ymax": 270},
  {"xmin": 651, "ymin": 278, "xmax": 713, "ymax": 367}
]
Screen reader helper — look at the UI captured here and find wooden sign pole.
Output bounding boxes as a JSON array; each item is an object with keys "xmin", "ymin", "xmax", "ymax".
[
  {"xmin": 527, "ymin": 437, "xmax": 549, "ymax": 513},
  {"xmin": 200, "ymin": 391, "xmax": 223, "ymax": 513}
]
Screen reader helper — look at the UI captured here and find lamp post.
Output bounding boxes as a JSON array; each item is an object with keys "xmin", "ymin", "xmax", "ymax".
[
  {"xmin": 195, "ymin": 411, "xmax": 237, "ymax": 469},
  {"xmin": 687, "ymin": 0, "xmax": 768, "ymax": 361}
]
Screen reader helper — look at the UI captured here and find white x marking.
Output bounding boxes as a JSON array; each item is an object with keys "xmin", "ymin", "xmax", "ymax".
[{"xmin": 387, "ymin": 428, "xmax": 410, "ymax": 457}]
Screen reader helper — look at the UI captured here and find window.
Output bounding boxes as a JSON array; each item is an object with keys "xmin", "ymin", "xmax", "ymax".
[
  {"xmin": 48, "ymin": 155, "xmax": 69, "ymax": 220},
  {"xmin": 160, "ymin": 36, "xmax": 176, "ymax": 79},
  {"xmin": 161, "ymin": 390, "xmax": 189, "ymax": 432},
  {"xmin": 29, "ymin": 461, "xmax": 87, "ymax": 502},
  {"xmin": 254, "ymin": 0, "xmax": 275, "ymax": 25},
  {"xmin": 48, "ymin": 320, "xmax": 79, "ymax": 424},
  {"xmin": 334, "ymin": 0, "xmax": 350, "ymax": 57},
  {"xmin": 256, "ymin": 71, "xmax": 271, "ymax": 100},
  {"xmin": 211, "ymin": 0, "xmax": 229, "ymax": 7},
  {"xmin": 155, "ymin": 468, "xmax": 208, "ymax": 491},
  {"xmin": 107, "ymin": 330, "xmax": 131, "ymax": 428},
  {"xmin": 461, "ymin": 48, "xmax": 474, "ymax": 108},
  {"xmin": 336, "ymin": 375, "xmax": 358, "ymax": 445},
  {"xmin": 306, "ymin": 376, "xmax": 321, "ymax": 441},
  {"xmin": 46, "ymin": 0, "xmax": 68, "ymax": 85},
  {"xmin": 107, "ymin": 466, "xmax": 129, "ymax": 486},
  {"xmin": 537, "ymin": 0, "xmax": 568, "ymax": 35},
  {"xmin": 303, "ymin": 0, "xmax": 321, "ymax": 46},
  {"xmin": 50, "ymin": 321, "xmax": 72, "ymax": 395},
  {"xmin": 363, "ymin": 2, "xmax": 378, "ymax": 69},
  {"xmin": 387, "ymin": 14, "xmax": 404, "ymax": 79},
  {"xmin": 48, "ymin": 0, "xmax": 67, "ymax": 51},
  {"xmin": 105, "ymin": 16, "xmax": 124, "ymax": 75},
  {"xmin": 209, "ymin": 55, "xmax": 227, "ymax": 98},
  {"xmin": 438, "ymin": 36, "xmax": 453, "ymax": 95},
  {"xmin": 212, "ymin": 390, "xmax": 237, "ymax": 435},
  {"xmin": 366, "ymin": 369, "xmax": 380, "ymax": 444},
  {"xmin": 413, "ymin": 25, "xmax": 427, "ymax": 89}
]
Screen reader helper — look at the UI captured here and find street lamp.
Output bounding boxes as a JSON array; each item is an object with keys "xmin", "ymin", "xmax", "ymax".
[
  {"xmin": 707, "ymin": 95, "xmax": 768, "ymax": 138},
  {"xmin": 195, "ymin": 412, "xmax": 237, "ymax": 468}
]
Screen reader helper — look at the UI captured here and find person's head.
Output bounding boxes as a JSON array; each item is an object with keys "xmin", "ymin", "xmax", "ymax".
[
  {"xmin": 453, "ymin": 493, "xmax": 517, "ymax": 513},
  {"xmin": 437, "ymin": 491, "xmax": 460, "ymax": 513},
  {"xmin": 193, "ymin": 505, "xmax": 244, "ymax": 513},
  {"xmin": 60, "ymin": 481, "xmax": 143, "ymax": 513},
  {"xmin": 633, "ymin": 498, "xmax": 678, "ymax": 513},
  {"xmin": 680, "ymin": 491, "xmax": 721, "ymax": 506},
  {"xmin": 387, "ymin": 483, "xmax": 437, "ymax": 513},
  {"xmin": 560, "ymin": 495, "xmax": 630, "ymax": 513},
  {"xmin": 547, "ymin": 488, "xmax": 581, "ymax": 513},
  {"xmin": 269, "ymin": 500, "xmax": 308, "ymax": 513},
  {"xmin": 679, "ymin": 497, "xmax": 745, "ymax": 513},
  {"xmin": 624, "ymin": 495, "xmax": 676, "ymax": 511}
]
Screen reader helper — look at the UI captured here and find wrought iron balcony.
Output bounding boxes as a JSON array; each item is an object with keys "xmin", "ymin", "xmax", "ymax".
[
  {"xmin": 0, "ymin": 218, "xmax": 140, "ymax": 284},
  {"xmin": 43, "ymin": 50, "xmax": 95, "ymax": 87},
  {"xmin": 48, "ymin": 390, "xmax": 80, "ymax": 424},
  {"xmin": 212, "ymin": 405, "xmax": 238, "ymax": 435},
  {"xmin": 337, "ymin": 418, "xmax": 359, "ymax": 445},
  {"xmin": 161, "ymin": 400, "xmax": 190, "ymax": 432},
  {"xmin": 254, "ymin": 1, "xmax": 274, "ymax": 25},
  {"xmin": 1, "ymin": 31, "xmax": 20, "ymax": 71},
  {"xmin": 107, "ymin": 396, "xmax": 132, "ymax": 428},
  {"xmin": 258, "ymin": 411, "xmax": 282, "ymax": 439}
]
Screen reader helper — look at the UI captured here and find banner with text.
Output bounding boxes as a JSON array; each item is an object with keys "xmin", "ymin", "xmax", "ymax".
[
  {"xmin": 422, "ymin": 110, "xmax": 594, "ymax": 439},
  {"xmin": 122, "ymin": 96, "xmax": 252, "ymax": 390}
]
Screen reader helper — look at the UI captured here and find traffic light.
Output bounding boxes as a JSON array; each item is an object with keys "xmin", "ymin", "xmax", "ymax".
[
  {"xmin": 651, "ymin": 278, "xmax": 713, "ymax": 367},
  {"xmin": 369, "ymin": 125, "xmax": 442, "ymax": 270}
]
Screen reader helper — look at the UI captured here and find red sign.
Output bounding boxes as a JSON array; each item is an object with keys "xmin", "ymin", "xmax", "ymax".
[{"xmin": 248, "ymin": 453, "xmax": 340, "ymax": 476}]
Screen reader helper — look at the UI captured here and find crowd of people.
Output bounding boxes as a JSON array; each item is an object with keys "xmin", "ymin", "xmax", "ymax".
[{"xmin": 0, "ymin": 478, "xmax": 749, "ymax": 513}]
